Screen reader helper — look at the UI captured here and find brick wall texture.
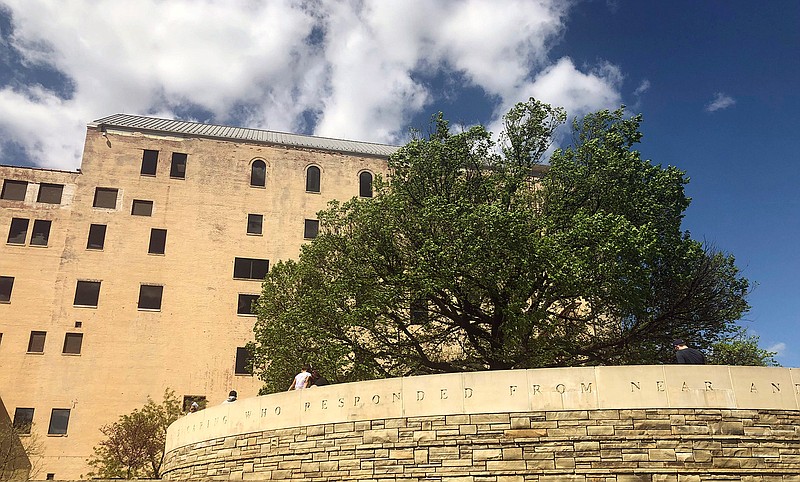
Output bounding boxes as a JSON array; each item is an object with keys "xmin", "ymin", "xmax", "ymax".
[{"xmin": 161, "ymin": 408, "xmax": 800, "ymax": 481}]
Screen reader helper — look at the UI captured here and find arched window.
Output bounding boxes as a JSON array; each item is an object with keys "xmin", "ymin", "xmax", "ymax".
[
  {"xmin": 250, "ymin": 160, "xmax": 266, "ymax": 187},
  {"xmin": 359, "ymin": 171, "xmax": 373, "ymax": 198},
  {"xmin": 306, "ymin": 165, "xmax": 320, "ymax": 193}
]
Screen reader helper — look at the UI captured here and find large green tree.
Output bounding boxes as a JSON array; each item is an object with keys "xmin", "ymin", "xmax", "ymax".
[{"xmin": 249, "ymin": 99, "xmax": 750, "ymax": 393}]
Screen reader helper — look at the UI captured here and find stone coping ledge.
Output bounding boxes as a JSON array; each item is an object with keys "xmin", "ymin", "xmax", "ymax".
[{"xmin": 166, "ymin": 365, "xmax": 800, "ymax": 452}]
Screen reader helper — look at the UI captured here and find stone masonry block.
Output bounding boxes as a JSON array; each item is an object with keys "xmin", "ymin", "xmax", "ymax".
[{"xmin": 363, "ymin": 428, "xmax": 399, "ymax": 443}]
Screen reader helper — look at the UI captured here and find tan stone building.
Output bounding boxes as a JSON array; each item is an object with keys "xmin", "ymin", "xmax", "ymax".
[{"xmin": 0, "ymin": 114, "xmax": 395, "ymax": 479}]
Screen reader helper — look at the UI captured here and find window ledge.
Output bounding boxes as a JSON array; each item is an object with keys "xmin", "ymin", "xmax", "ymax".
[
  {"xmin": 0, "ymin": 300, "xmax": 10, "ymax": 304},
  {"xmin": 249, "ymin": 185, "xmax": 267, "ymax": 189},
  {"xmin": 47, "ymin": 434, "xmax": 67, "ymax": 437},
  {"xmin": 234, "ymin": 373, "xmax": 254, "ymax": 377},
  {"xmin": 237, "ymin": 313, "xmax": 257, "ymax": 317},
  {"xmin": 25, "ymin": 351, "xmax": 44, "ymax": 355},
  {"xmin": 61, "ymin": 353, "xmax": 81, "ymax": 356},
  {"xmin": 232, "ymin": 278, "xmax": 263, "ymax": 281},
  {"xmin": 137, "ymin": 308, "xmax": 162, "ymax": 312},
  {"xmin": 246, "ymin": 233, "xmax": 263, "ymax": 236},
  {"xmin": 6, "ymin": 242, "xmax": 26, "ymax": 246},
  {"xmin": 86, "ymin": 247, "xmax": 104, "ymax": 251},
  {"xmin": 147, "ymin": 253, "xmax": 166, "ymax": 256},
  {"xmin": 73, "ymin": 305, "xmax": 98, "ymax": 309},
  {"xmin": 29, "ymin": 244, "xmax": 49, "ymax": 248},
  {"xmin": 305, "ymin": 191, "xmax": 321, "ymax": 194}
]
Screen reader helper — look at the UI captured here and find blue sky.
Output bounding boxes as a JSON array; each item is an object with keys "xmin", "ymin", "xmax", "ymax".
[{"xmin": 1, "ymin": 0, "xmax": 798, "ymax": 365}]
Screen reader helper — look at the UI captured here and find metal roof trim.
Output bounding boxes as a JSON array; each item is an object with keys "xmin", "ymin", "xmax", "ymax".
[{"xmin": 92, "ymin": 114, "xmax": 399, "ymax": 158}]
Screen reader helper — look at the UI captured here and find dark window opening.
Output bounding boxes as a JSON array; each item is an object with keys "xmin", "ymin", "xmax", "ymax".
[
  {"xmin": 62, "ymin": 333, "xmax": 83, "ymax": 354},
  {"xmin": 93, "ymin": 188, "xmax": 118, "ymax": 209},
  {"xmin": 359, "ymin": 171, "xmax": 373, "ymax": 198},
  {"xmin": 411, "ymin": 297, "xmax": 429, "ymax": 323},
  {"xmin": 182, "ymin": 395, "xmax": 207, "ymax": 412},
  {"xmin": 235, "ymin": 347, "xmax": 252, "ymax": 375},
  {"xmin": 7, "ymin": 218, "xmax": 29, "ymax": 244},
  {"xmin": 37, "ymin": 183, "xmax": 64, "ymax": 204},
  {"xmin": 233, "ymin": 257, "xmax": 269, "ymax": 280},
  {"xmin": 0, "ymin": 276, "xmax": 14, "ymax": 303},
  {"xmin": 13, "ymin": 408, "xmax": 34, "ymax": 434},
  {"xmin": 87, "ymin": 224, "xmax": 107, "ymax": 250},
  {"xmin": 304, "ymin": 219, "xmax": 319, "ymax": 239},
  {"xmin": 1, "ymin": 180, "xmax": 27, "ymax": 201},
  {"xmin": 250, "ymin": 160, "xmax": 266, "ymax": 187},
  {"xmin": 170, "ymin": 153, "xmax": 187, "ymax": 179},
  {"xmin": 141, "ymin": 149, "xmax": 159, "ymax": 176},
  {"xmin": 237, "ymin": 294, "xmax": 259, "ymax": 315},
  {"xmin": 138, "ymin": 285, "xmax": 163, "ymax": 310},
  {"xmin": 306, "ymin": 165, "xmax": 320, "ymax": 192},
  {"xmin": 131, "ymin": 199, "xmax": 154, "ymax": 216},
  {"xmin": 46, "ymin": 474, "xmax": 55, "ymax": 480},
  {"xmin": 148, "ymin": 228, "xmax": 167, "ymax": 255},
  {"xmin": 27, "ymin": 331, "xmax": 46, "ymax": 353},
  {"xmin": 247, "ymin": 214, "xmax": 263, "ymax": 235},
  {"xmin": 74, "ymin": 280, "xmax": 101, "ymax": 307},
  {"xmin": 30, "ymin": 220, "xmax": 52, "ymax": 246},
  {"xmin": 48, "ymin": 409, "xmax": 70, "ymax": 435},
  {"xmin": 74, "ymin": 321, "xmax": 82, "ymax": 328}
]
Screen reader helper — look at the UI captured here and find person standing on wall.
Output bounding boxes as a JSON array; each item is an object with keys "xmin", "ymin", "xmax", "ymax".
[
  {"xmin": 288, "ymin": 364, "xmax": 312, "ymax": 390},
  {"xmin": 672, "ymin": 339, "xmax": 705, "ymax": 364}
]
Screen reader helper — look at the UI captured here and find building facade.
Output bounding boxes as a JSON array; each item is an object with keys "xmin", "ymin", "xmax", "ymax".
[{"xmin": 0, "ymin": 114, "xmax": 395, "ymax": 479}]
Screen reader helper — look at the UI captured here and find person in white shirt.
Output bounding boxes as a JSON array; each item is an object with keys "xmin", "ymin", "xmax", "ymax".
[{"xmin": 288, "ymin": 365, "xmax": 312, "ymax": 390}]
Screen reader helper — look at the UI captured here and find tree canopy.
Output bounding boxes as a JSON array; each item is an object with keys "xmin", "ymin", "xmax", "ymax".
[
  {"xmin": 86, "ymin": 389, "xmax": 182, "ymax": 479},
  {"xmin": 249, "ymin": 99, "xmax": 751, "ymax": 393}
]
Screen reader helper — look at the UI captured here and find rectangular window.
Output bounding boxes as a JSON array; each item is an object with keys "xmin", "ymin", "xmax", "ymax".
[
  {"xmin": 0, "ymin": 276, "xmax": 13, "ymax": 303},
  {"xmin": 148, "ymin": 228, "xmax": 167, "ymax": 255},
  {"xmin": 74, "ymin": 280, "xmax": 101, "ymax": 307},
  {"xmin": 62, "ymin": 333, "xmax": 83, "ymax": 354},
  {"xmin": 182, "ymin": 395, "xmax": 207, "ymax": 412},
  {"xmin": 1, "ymin": 180, "xmax": 27, "ymax": 200},
  {"xmin": 131, "ymin": 199, "xmax": 154, "ymax": 216},
  {"xmin": 233, "ymin": 257, "xmax": 269, "ymax": 280},
  {"xmin": 247, "ymin": 214, "xmax": 263, "ymax": 235},
  {"xmin": 141, "ymin": 149, "xmax": 159, "ymax": 176},
  {"xmin": 138, "ymin": 284, "xmax": 163, "ymax": 310},
  {"xmin": 7, "ymin": 218, "xmax": 29, "ymax": 244},
  {"xmin": 30, "ymin": 220, "xmax": 52, "ymax": 246},
  {"xmin": 237, "ymin": 294, "xmax": 259, "ymax": 315},
  {"xmin": 37, "ymin": 183, "xmax": 64, "ymax": 204},
  {"xmin": 235, "ymin": 347, "xmax": 252, "ymax": 375},
  {"xmin": 304, "ymin": 219, "xmax": 319, "ymax": 239},
  {"xmin": 93, "ymin": 187, "xmax": 118, "ymax": 209},
  {"xmin": 13, "ymin": 408, "xmax": 34, "ymax": 434},
  {"xmin": 48, "ymin": 409, "xmax": 70, "ymax": 435},
  {"xmin": 27, "ymin": 331, "xmax": 46, "ymax": 353},
  {"xmin": 87, "ymin": 224, "xmax": 107, "ymax": 250},
  {"xmin": 170, "ymin": 153, "xmax": 187, "ymax": 179}
]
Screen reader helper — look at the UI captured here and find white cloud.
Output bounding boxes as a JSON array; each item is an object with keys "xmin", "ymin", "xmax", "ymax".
[
  {"xmin": 0, "ymin": 0, "xmax": 626, "ymax": 170},
  {"xmin": 705, "ymin": 92, "xmax": 736, "ymax": 112},
  {"xmin": 767, "ymin": 342, "xmax": 786, "ymax": 356},
  {"xmin": 634, "ymin": 79, "xmax": 650, "ymax": 96}
]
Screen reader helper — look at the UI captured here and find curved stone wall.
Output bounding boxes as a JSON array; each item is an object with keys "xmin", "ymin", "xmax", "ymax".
[{"xmin": 162, "ymin": 366, "xmax": 800, "ymax": 481}]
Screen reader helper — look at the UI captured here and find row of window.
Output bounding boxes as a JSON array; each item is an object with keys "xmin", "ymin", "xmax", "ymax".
[
  {"xmin": 6, "ymin": 216, "xmax": 319, "ymax": 251},
  {"xmin": 250, "ymin": 161, "xmax": 373, "ymax": 197},
  {"xmin": 12, "ymin": 407, "xmax": 70, "ymax": 435},
  {"xmin": 6, "ymin": 218, "xmax": 51, "ymax": 246},
  {"xmin": 2, "ymin": 275, "xmax": 260, "ymax": 314},
  {"xmin": 140, "ymin": 150, "xmax": 375, "ymax": 197},
  {"xmin": 2, "ymin": 328, "xmax": 251, "ymax": 375},
  {"xmin": 0, "ymin": 180, "xmax": 64, "ymax": 204},
  {"xmin": 2, "ymin": 151, "xmax": 375, "ymax": 211},
  {"xmin": 25, "ymin": 331, "xmax": 84, "ymax": 354}
]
